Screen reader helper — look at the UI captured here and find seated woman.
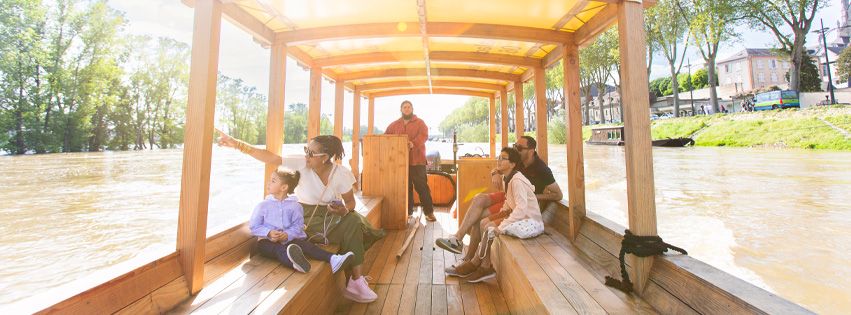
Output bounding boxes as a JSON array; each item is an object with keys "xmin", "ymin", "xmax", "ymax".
[
  {"xmin": 219, "ymin": 132, "xmax": 385, "ymax": 303},
  {"xmin": 250, "ymin": 167, "xmax": 354, "ymax": 274},
  {"xmin": 446, "ymin": 147, "xmax": 545, "ymax": 283}
]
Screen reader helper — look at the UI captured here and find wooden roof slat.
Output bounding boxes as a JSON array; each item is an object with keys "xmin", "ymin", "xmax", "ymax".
[
  {"xmin": 357, "ymin": 80, "xmax": 504, "ymax": 92},
  {"xmin": 275, "ymin": 22, "xmax": 573, "ymax": 45},
  {"xmin": 337, "ymin": 67, "xmax": 521, "ymax": 82},
  {"xmin": 315, "ymin": 51, "xmax": 542, "ymax": 68},
  {"xmin": 367, "ymin": 87, "xmax": 494, "ymax": 98}
]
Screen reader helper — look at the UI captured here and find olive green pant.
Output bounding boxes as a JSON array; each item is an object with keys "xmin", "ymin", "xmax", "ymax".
[{"xmin": 301, "ymin": 203, "xmax": 385, "ymax": 266}]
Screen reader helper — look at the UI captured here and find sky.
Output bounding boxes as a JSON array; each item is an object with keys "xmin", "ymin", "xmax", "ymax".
[{"xmin": 107, "ymin": 0, "xmax": 845, "ymax": 132}]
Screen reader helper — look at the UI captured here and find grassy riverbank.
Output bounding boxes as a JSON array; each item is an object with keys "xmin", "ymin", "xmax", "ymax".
[{"xmin": 579, "ymin": 105, "xmax": 851, "ymax": 150}]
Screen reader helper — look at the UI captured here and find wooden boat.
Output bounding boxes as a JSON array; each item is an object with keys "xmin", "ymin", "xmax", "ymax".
[
  {"xmin": 589, "ymin": 126, "xmax": 694, "ymax": 147},
  {"xmin": 12, "ymin": 1, "xmax": 813, "ymax": 314},
  {"xmin": 652, "ymin": 137, "xmax": 695, "ymax": 147},
  {"xmin": 587, "ymin": 126, "xmax": 626, "ymax": 145}
]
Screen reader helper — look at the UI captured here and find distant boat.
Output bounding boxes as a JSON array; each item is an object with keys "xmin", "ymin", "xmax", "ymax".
[
  {"xmin": 587, "ymin": 126, "xmax": 625, "ymax": 146},
  {"xmin": 588, "ymin": 126, "xmax": 694, "ymax": 147},
  {"xmin": 652, "ymin": 137, "xmax": 695, "ymax": 147}
]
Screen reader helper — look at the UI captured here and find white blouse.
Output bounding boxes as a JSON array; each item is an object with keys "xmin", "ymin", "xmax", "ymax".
[{"xmin": 293, "ymin": 164, "xmax": 356, "ymax": 205}]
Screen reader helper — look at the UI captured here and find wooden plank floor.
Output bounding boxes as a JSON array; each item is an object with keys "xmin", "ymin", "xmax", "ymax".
[
  {"xmin": 334, "ymin": 208, "xmax": 509, "ymax": 315},
  {"xmin": 170, "ymin": 207, "xmax": 650, "ymax": 314}
]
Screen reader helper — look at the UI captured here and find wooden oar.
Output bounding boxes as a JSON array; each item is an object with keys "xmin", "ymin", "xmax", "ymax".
[{"xmin": 396, "ymin": 210, "xmax": 422, "ymax": 259}]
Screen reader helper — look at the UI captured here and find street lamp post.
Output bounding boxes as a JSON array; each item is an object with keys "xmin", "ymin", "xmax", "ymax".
[
  {"xmin": 815, "ymin": 18, "xmax": 836, "ymax": 104},
  {"xmin": 687, "ymin": 59, "xmax": 696, "ymax": 115}
]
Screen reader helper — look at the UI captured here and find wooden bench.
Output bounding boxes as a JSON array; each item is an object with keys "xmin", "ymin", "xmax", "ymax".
[
  {"xmin": 491, "ymin": 202, "xmax": 642, "ymax": 315},
  {"xmin": 163, "ymin": 194, "xmax": 384, "ymax": 315}
]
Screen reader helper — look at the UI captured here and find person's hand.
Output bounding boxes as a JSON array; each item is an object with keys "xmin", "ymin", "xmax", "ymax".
[
  {"xmin": 491, "ymin": 172, "xmax": 502, "ymax": 187},
  {"xmin": 268, "ymin": 230, "xmax": 287, "ymax": 242},
  {"xmin": 329, "ymin": 203, "xmax": 349, "ymax": 215},
  {"xmin": 408, "ymin": 141, "xmax": 414, "ymax": 149},
  {"xmin": 216, "ymin": 128, "xmax": 237, "ymax": 148}
]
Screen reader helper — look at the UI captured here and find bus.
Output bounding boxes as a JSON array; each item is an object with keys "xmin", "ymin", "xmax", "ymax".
[{"xmin": 754, "ymin": 90, "xmax": 800, "ymax": 111}]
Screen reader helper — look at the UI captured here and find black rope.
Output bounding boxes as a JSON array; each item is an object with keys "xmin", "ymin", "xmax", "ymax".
[{"xmin": 604, "ymin": 229, "xmax": 688, "ymax": 294}]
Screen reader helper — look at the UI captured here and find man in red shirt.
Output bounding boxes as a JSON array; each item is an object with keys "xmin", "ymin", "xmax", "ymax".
[{"xmin": 385, "ymin": 100, "xmax": 436, "ymax": 221}]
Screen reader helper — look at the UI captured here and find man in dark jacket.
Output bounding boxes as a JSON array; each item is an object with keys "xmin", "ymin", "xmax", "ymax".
[{"xmin": 385, "ymin": 100, "xmax": 436, "ymax": 221}]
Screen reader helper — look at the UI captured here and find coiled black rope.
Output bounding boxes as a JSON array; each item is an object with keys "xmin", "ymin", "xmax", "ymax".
[{"xmin": 604, "ymin": 229, "xmax": 688, "ymax": 294}]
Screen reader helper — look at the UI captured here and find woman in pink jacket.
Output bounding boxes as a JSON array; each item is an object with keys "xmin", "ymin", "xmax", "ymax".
[{"xmin": 455, "ymin": 147, "xmax": 545, "ymax": 283}]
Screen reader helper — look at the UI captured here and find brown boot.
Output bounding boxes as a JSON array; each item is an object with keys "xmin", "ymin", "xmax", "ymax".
[{"xmin": 425, "ymin": 213, "xmax": 437, "ymax": 222}]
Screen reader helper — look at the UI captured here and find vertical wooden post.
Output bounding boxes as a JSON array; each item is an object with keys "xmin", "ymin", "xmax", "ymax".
[
  {"xmin": 367, "ymin": 96, "xmax": 375, "ymax": 135},
  {"xmin": 264, "ymin": 42, "xmax": 287, "ymax": 194},
  {"xmin": 334, "ymin": 80, "xmax": 345, "ymax": 139},
  {"xmin": 177, "ymin": 0, "xmax": 221, "ymax": 294},
  {"xmin": 534, "ymin": 67, "xmax": 549, "ymax": 162},
  {"xmin": 514, "ymin": 82, "xmax": 525, "ymax": 140},
  {"xmin": 500, "ymin": 88, "xmax": 509, "ymax": 148},
  {"xmin": 563, "ymin": 43, "xmax": 586, "ymax": 241},
  {"xmin": 308, "ymin": 67, "xmax": 322, "ymax": 140},
  {"xmin": 351, "ymin": 87, "xmax": 362, "ymax": 180},
  {"xmin": 489, "ymin": 94, "xmax": 496, "ymax": 157},
  {"xmin": 618, "ymin": 0, "xmax": 657, "ymax": 294}
]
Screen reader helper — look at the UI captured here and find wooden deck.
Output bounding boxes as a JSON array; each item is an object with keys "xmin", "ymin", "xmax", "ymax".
[
  {"xmin": 333, "ymin": 209, "xmax": 510, "ymax": 315},
  {"xmin": 169, "ymin": 207, "xmax": 653, "ymax": 315}
]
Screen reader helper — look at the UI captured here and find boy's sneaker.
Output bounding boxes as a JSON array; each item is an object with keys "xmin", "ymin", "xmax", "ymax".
[
  {"xmin": 465, "ymin": 267, "xmax": 496, "ymax": 283},
  {"xmin": 287, "ymin": 244, "xmax": 311, "ymax": 273},
  {"xmin": 435, "ymin": 237, "xmax": 464, "ymax": 254},
  {"xmin": 444, "ymin": 260, "xmax": 477, "ymax": 277},
  {"xmin": 330, "ymin": 252, "xmax": 354, "ymax": 273}
]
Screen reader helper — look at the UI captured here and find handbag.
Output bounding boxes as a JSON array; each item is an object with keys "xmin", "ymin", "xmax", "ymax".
[{"xmin": 304, "ymin": 165, "xmax": 342, "ymax": 245}]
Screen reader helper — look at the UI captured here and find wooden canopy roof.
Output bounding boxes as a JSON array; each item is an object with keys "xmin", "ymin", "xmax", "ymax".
[{"xmin": 184, "ymin": 0, "xmax": 639, "ymax": 97}]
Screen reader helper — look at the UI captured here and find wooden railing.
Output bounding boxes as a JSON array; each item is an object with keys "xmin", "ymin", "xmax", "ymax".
[{"xmin": 545, "ymin": 200, "xmax": 814, "ymax": 315}]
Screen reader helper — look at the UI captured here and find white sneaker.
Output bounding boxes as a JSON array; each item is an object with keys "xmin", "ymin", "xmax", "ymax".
[{"xmin": 330, "ymin": 252, "xmax": 354, "ymax": 273}]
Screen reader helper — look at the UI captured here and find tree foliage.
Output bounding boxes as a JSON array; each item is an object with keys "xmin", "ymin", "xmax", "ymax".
[
  {"xmin": 0, "ymin": 1, "xmax": 333, "ymax": 154},
  {"xmin": 740, "ymin": 0, "xmax": 826, "ymax": 92},
  {"xmin": 785, "ymin": 52, "xmax": 822, "ymax": 92},
  {"xmin": 835, "ymin": 47, "xmax": 851, "ymax": 84},
  {"xmin": 676, "ymin": 0, "xmax": 743, "ymax": 113}
]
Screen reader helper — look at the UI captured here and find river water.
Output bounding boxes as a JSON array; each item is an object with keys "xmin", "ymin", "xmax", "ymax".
[{"xmin": 1, "ymin": 143, "xmax": 849, "ymax": 313}]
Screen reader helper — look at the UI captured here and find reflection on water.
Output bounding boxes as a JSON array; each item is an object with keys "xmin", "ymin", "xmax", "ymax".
[{"xmin": 1, "ymin": 143, "xmax": 849, "ymax": 313}]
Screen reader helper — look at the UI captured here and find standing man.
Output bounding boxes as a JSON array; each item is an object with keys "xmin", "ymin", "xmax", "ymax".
[{"xmin": 385, "ymin": 100, "xmax": 436, "ymax": 221}]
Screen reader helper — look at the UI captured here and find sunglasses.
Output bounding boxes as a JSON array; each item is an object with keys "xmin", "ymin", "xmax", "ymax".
[
  {"xmin": 512, "ymin": 143, "xmax": 529, "ymax": 151},
  {"xmin": 303, "ymin": 146, "xmax": 328, "ymax": 158}
]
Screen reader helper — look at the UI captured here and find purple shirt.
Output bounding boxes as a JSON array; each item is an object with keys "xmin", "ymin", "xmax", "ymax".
[{"xmin": 249, "ymin": 195, "xmax": 307, "ymax": 240}]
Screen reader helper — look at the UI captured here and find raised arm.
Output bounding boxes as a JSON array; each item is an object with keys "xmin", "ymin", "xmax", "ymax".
[{"xmin": 216, "ymin": 129, "xmax": 282, "ymax": 165}]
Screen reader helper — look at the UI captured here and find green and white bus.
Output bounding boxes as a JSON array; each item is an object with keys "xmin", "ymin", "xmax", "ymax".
[{"xmin": 754, "ymin": 90, "xmax": 800, "ymax": 111}]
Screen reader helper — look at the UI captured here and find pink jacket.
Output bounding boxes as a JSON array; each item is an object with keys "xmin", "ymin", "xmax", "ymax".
[{"xmin": 498, "ymin": 172, "xmax": 542, "ymax": 230}]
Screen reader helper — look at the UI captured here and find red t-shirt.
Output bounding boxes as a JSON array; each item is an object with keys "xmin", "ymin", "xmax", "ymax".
[{"xmin": 385, "ymin": 115, "xmax": 428, "ymax": 165}]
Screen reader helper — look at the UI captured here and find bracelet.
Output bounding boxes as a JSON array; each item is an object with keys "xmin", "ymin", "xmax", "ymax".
[{"xmin": 236, "ymin": 140, "xmax": 254, "ymax": 154}]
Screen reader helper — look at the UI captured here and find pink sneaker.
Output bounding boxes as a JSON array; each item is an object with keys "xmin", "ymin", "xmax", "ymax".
[{"xmin": 342, "ymin": 276, "xmax": 378, "ymax": 303}]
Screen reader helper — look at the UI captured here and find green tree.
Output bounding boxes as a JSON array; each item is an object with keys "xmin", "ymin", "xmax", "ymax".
[
  {"xmin": 786, "ymin": 52, "xmax": 822, "ymax": 92},
  {"xmin": 691, "ymin": 68, "xmax": 709, "ymax": 88},
  {"xmin": 0, "ymin": 0, "xmax": 46, "ymax": 154},
  {"xmin": 836, "ymin": 47, "xmax": 851, "ymax": 84},
  {"xmin": 580, "ymin": 27, "xmax": 619, "ymax": 124},
  {"xmin": 217, "ymin": 75, "xmax": 267, "ymax": 145},
  {"xmin": 438, "ymin": 97, "xmax": 489, "ymax": 142},
  {"xmin": 677, "ymin": 73, "xmax": 693, "ymax": 92},
  {"xmin": 649, "ymin": 77, "xmax": 668, "ymax": 96},
  {"xmin": 676, "ymin": 0, "xmax": 743, "ymax": 113},
  {"xmin": 741, "ymin": 0, "xmax": 826, "ymax": 93},
  {"xmin": 647, "ymin": 0, "xmax": 691, "ymax": 116}
]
